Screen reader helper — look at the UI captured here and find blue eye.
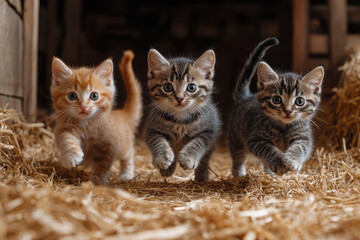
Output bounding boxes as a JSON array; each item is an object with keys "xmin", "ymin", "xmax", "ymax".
[
  {"xmin": 163, "ymin": 83, "xmax": 173, "ymax": 92},
  {"xmin": 67, "ymin": 92, "xmax": 77, "ymax": 101},
  {"xmin": 187, "ymin": 84, "xmax": 197, "ymax": 92},
  {"xmin": 295, "ymin": 97, "xmax": 305, "ymax": 106},
  {"xmin": 90, "ymin": 92, "xmax": 99, "ymax": 101},
  {"xmin": 272, "ymin": 96, "xmax": 282, "ymax": 104}
]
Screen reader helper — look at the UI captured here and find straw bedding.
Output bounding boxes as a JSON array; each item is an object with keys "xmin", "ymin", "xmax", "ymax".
[
  {"xmin": 1, "ymin": 49, "xmax": 360, "ymax": 239},
  {"xmin": 0, "ymin": 106, "xmax": 359, "ymax": 240}
]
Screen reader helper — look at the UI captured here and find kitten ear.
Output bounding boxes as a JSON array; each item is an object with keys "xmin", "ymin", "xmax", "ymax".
[
  {"xmin": 94, "ymin": 58, "xmax": 113, "ymax": 87},
  {"xmin": 193, "ymin": 50, "xmax": 215, "ymax": 79},
  {"xmin": 52, "ymin": 57, "xmax": 73, "ymax": 86},
  {"xmin": 257, "ymin": 61, "xmax": 279, "ymax": 89},
  {"xmin": 147, "ymin": 49, "xmax": 170, "ymax": 76},
  {"xmin": 301, "ymin": 66, "xmax": 324, "ymax": 94}
]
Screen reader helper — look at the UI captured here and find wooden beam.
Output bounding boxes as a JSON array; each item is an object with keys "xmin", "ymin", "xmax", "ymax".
[
  {"xmin": 23, "ymin": 0, "xmax": 39, "ymax": 122},
  {"xmin": 292, "ymin": 0, "xmax": 308, "ymax": 73},
  {"xmin": 329, "ymin": 0, "xmax": 347, "ymax": 88}
]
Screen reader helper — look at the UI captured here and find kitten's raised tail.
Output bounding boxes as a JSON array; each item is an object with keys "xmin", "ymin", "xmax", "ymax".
[
  {"xmin": 233, "ymin": 37, "xmax": 279, "ymax": 101},
  {"xmin": 119, "ymin": 50, "xmax": 143, "ymax": 128}
]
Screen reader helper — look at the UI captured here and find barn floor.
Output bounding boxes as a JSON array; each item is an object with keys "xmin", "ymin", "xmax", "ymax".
[{"xmin": 1, "ymin": 107, "xmax": 360, "ymax": 240}]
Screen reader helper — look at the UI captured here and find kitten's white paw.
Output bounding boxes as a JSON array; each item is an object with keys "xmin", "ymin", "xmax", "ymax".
[
  {"xmin": 118, "ymin": 171, "xmax": 134, "ymax": 181},
  {"xmin": 284, "ymin": 160, "xmax": 303, "ymax": 171},
  {"xmin": 178, "ymin": 152, "xmax": 199, "ymax": 170},
  {"xmin": 282, "ymin": 153, "xmax": 303, "ymax": 171},
  {"xmin": 233, "ymin": 165, "xmax": 247, "ymax": 177},
  {"xmin": 61, "ymin": 152, "xmax": 83, "ymax": 168},
  {"xmin": 152, "ymin": 149, "xmax": 175, "ymax": 170}
]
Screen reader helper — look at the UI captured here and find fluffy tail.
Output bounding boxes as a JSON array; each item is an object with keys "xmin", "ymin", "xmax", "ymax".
[
  {"xmin": 119, "ymin": 50, "xmax": 143, "ymax": 128},
  {"xmin": 233, "ymin": 37, "xmax": 279, "ymax": 101}
]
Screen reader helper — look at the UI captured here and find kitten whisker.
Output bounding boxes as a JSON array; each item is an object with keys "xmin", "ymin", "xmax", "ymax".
[
  {"xmin": 313, "ymin": 116, "xmax": 328, "ymax": 124},
  {"xmin": 316, "ymin": 107, "xmax": 326, "ymax": 113},
  {"xmin": 309, "ymin": 119, "xmax": 320, "ymax": 132}
]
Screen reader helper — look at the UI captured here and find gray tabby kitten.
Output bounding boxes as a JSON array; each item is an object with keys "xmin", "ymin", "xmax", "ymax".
[
  {"xmin": 229, "ymin": 38, "xmax": 324, "ymax": 176},
  {"xmin": 145, "ymin": 49, "xmax": 221, "ymax": 182}
]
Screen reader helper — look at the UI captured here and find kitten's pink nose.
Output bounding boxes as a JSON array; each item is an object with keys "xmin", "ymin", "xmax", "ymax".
[
  {"xmin": 80, "ymin": 105, "xmax": 88, "ymax": 111},
  {"xmin": 176, "ymin": 97, "xmax": 184, "ymax": 103},
  {"xmin": 284, "ymin": 110, "xmax": 292, "ymax": 115}
]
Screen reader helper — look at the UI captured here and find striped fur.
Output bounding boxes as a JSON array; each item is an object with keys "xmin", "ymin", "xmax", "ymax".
[
  {"xmin": 51, "ymin": 50, "xmax": 142, "ymax": 184},
  {"xmin": 145, "ymin": 49, "xmax": 221, "ymax": 182},
  {"xmin": 229, "ymin": 38, "xmax": 324, "ymax": 176}
]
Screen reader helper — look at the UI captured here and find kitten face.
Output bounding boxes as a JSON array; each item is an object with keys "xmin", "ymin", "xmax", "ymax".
[
  {"xmin": 147, "ymin": 49, "xmax": 215, "ymax": 117},
  {"xmin": 51, "ymin": 58, "xmax": 115, "ymax": 121},
  {"xmin": 257, "ymin": 62, "xmax": 324, "ymax": 124}
]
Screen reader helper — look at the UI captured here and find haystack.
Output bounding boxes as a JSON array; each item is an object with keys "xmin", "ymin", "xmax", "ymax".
[
  {"xmin": 1, "ymin": 84, "xmax": 360, "ymax": 238},
  {"xmin": 323, "ymin": 42, "xmax": 360, "ymax": 149}
]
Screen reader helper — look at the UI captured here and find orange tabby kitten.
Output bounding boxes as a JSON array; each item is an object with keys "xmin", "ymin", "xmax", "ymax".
[{"xmin": 51, "ymin": 50, "xmax": 142, "ymax": 184}]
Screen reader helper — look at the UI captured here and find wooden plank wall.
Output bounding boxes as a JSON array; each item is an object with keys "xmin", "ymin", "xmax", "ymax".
[
  {"xmin": 0, "ymin": 0, "xmax": 23, "ymax": 111},
  {"xmin": 0, "ymin": 0, "xmax": 39, "ymax": 122}
]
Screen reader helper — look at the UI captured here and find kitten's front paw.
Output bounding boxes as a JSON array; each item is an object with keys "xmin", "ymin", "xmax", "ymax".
[
  {"xmin": 269, "ymin": 163, "xmax": 289, "ymax": 175},
  {"xmin": 157, "ymin": 159, "xmax": 176, "ymax": 177},
  {"xmin": 118, "ymin": 171, "xmax": 134, "ymax": 181},
  {"xmin": 268, "ymin": 158, "xmax": 290, "ymax": 175},
  {"xmin": 233, "ymin": 164, "xmax": 247, "ymax": 177},
  {"xmin": 152, "ymin": 149, "xmax": 175, "ymax": 170},
  {"xmin": 61, "ymin": 152, "xmax": 84, "ymax": 168},
  {"xmin": 263, "ymin": 165, "xmax": 275, "ymax": 176},
  {"xmin": 178, "ymin": 151, "xmax": 199, "ymax": 170},
  {"xmin": 283, "ymin": 159, "xmax": 303, "ymax": 171},
  {"xmin": 282, "ymin": 153, "xmax": 304, "ymax": 171}
]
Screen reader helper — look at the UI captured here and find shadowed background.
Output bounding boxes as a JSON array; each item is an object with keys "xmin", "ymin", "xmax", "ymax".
[
  {"xmin": 34, "ymin": 0, "xmax": 360, "ymax": 134},
  {"xmin": 37, "ymin": 0, "xmax": 294, "ymax": 128}
]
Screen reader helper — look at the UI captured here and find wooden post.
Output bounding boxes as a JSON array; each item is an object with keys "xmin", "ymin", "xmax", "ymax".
[
  {"xmin": 23, "ymin": 0, "xmax": 39, "ymax": 122},
  {"xmin": 329, "ymin": 0, "xmax": 347, "ymax": 88},
  {"xmin": 292, "ymin": 0, "xmax": 308, "ymax": 73}
]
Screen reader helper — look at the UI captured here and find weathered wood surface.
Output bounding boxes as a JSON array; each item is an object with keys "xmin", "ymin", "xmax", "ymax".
[
  {"xmin": 6, "ymin": 0, "xmax": 22, "ymax": 14},
  {"xmin": 0, "ymin": 0, "xmax": 23, "ymax": 99},
  {"xmin": 23, "ymin": 0, "xmax": 39, "ymax": 122},
  {"xmin": 0, "ymin": 95, "xmax": 22, "ymax": 112}
]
